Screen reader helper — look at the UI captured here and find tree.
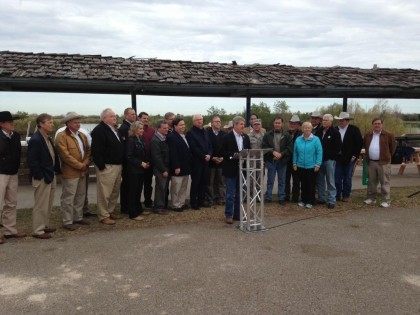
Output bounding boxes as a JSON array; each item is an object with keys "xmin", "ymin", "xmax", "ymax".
[
  {"xmin": 207, "ymin": 106, "xmax": 226, "ymax": 116},
  {"xmin": 273, "ymin": 100, "xmax": 290, "ymax": 114}
]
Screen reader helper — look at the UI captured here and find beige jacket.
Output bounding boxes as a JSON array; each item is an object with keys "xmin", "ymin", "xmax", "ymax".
[{"xmin": 55, "ymin": 128, "xmax": 91, "ymax": 179}]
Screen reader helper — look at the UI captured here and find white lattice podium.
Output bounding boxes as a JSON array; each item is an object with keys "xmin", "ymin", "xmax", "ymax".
[{"xmin": 236, "ymin": 149, "xmax": 271, "ymax": 232}]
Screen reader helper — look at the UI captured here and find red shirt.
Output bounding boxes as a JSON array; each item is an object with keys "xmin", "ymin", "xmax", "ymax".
[{"xmin": 142, "ymin": 125, "xmax": 155, "ymax": 152}]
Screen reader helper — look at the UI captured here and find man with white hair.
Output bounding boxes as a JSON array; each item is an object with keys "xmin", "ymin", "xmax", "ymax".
[
  {"xmin": 186, "ymin": 114, "xmax": 212, "ymax": 210},
  {"xmin": 91, "ymin": 108, "xmax": 124, "ymax": 225},
  {"xmin": 118, "ymin": 107, "xmax": 137, "ymax": 214},
  {"xmin": 315, "ymin": 114, "xmax": 342, "ymax": 209}
]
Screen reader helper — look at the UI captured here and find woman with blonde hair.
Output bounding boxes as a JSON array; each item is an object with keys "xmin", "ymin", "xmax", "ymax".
[
  {"xmin": 125, "ymin": 121, "xmax": 150, "ymax": 220},
  {"xmin": 293, "ymin": 122, "xmax": 323, "ymax": 209}
]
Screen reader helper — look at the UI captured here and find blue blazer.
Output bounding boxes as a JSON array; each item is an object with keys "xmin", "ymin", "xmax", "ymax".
[
  {"xmin": 27, "ymin": 130, "xmax": 60, "ymax": 184},
  {"xmin": 167, "ymin": 131, "xmax": 192, "ymax": 176},
  {"xmin": 186, "ymin": 126, "xmax": 212, "ymax": 165},
  {"xmin": 221, "ymin": 131, "xmax": 251, "ymax": 178}
]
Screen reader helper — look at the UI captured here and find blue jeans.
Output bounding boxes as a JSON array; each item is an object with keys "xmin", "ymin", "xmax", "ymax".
[
  {"xmin": 316, "ymin": 159, "xmax": 337, "ymax": 205},
  {"xmin": 224, "ymin": 176, "xmax": 240, "ymax": 219},
  {"xmin": 335, "ymin": 160, "xmax": 355, "ymax": 199},
  {"xmin": 264, "ymin": 160, "xmax": 287, "ymax": 201}
]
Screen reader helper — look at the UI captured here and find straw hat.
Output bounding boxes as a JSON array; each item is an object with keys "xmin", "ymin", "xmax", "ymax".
[
  {"xmin": 334, "ymin": 112, "xmax": 353, "ymax": 120},
  {"xmin": 62, "ymin": 112, "xmax": 82, "ymax": 124},
  {"xmin": 310, "ymin": 111, "xmax": 323, "ymax": 118},
  {"xmin": 289, "ymin": 114, "xmax": 301, "ymax": 123}
]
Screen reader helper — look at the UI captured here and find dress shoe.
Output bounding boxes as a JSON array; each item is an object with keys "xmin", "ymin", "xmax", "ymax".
[
  {"xmin": 153, "ymin": 209, "xmax": 169, "ymax": 215},
  {"xmin": 342, "ymin": 197, "xmax": 350, "ymax": 202},
  {"xmin": 278, "ymin": 200, "xmax": 286, "ymax": 205},
  {"xmin": 191, "ymin": 206, "xmax": 200, "ymax": 210},
  {"xmin": 109, "ymin": 213, "xmax": 120, "ymax": 220},
  {"xmin": 4, "ymin": 232, "xmax": 27, "ymax": 239},
  {"xmin": 327, "ymin": 203, "xmax": 335, "ymax": 209},
  {"xmin": 131, "ymin": 215, "xmax": 144, "ymax": 221},
  {"xmin": 181, "ymin": 205, "xmax": 190, "ymax": 210},
  {"xmin": 44, "ymin": 227, "xmax": 56, "ymax": 233},
  {"xmin": 100, "ymin": 217, "xmax": 116, "ymax": 225},
  {"xmin": 63, "ymin": 224, "xmax": 78, "ymax": 231},
  {"xmin": 33, "ymin": 233, "xmax": 52, "ymax": 239},
  {"xmin": 74, "ymin": 219, "xmax": 90, "ymax": 225},
  {"xmin": 172, "ymin": 207, "xmax": 183, "ymax": 212},
  {"xmin": 143, "ymin": 202, "xmax": 153, "ymax": 209},
  {"xmin": 316, "ymin": 200, "xmax": 326, "ymax": 205},
  {"xmin": 83, "ymin": 211, "xmax": 96, "ymax": 217},
  {"xmin": 225, "ymin": 217, "xmax": 233, "ymax": 224}
]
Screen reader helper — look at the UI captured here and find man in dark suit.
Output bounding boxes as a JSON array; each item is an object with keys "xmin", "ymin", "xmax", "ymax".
[
  {"xmin": 118, "ymin": 107, "xmax": 137, "ymax": 214},
  {"xmin": 0, "ymin": 111, "xmax": 26, "ymax": 244},
  {"xmin": 186, "ymin": 114, "xmax": 212, "ymax": 210},
  {"xmin": 150, "ymin": 120, "xmax": 170, "ymax": 214},
  {"xmin": 167, "ymin": 117, "xmax": 192, "ymax": 211},
  {"xmin": 27, "ymin": 113, "xmax": 61, "ymax": 239},
  {"xmin": 334, "ymin": 112, "xmax": 363, "ymax": 202},
  {"xmin": 315, "ymin": 114, "xmax": 342, "ymax": 209},
  {"xmin": 221, "ymin": 116, "xmax": 251, "ymax": 224},
  {"xmin": 91, "ymin": 108, "xmax": 124, "ymax": 225},
  {"xmin": 207, "ymin": 115, "xmax": 225, "ymax": 205},
  {"xmin": 138, "ymin": 112, "xmax": 155, "ymax": 208}
]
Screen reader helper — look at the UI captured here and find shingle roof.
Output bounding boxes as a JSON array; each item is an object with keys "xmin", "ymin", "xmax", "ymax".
[{"xmin": 0, "ymin": 51, "xmax": 419, "ymax": 98}]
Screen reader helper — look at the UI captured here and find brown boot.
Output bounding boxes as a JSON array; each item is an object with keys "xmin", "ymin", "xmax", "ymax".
[
  {"xmin": 109, "ymin": 213, "xmax": 120, "ymax": 220},
  {"xmin": 100, "ymin": 217, "xmax": 116, "ymax": 225},
  {"xmin": 33, "ymin": 233, "xmax": 52, "ymax": 239}
]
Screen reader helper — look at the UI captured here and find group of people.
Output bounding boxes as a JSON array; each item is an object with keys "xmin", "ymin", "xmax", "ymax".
[{"xmin": 0, "ymin": 107, "xmax": 396, "ymax": 243}]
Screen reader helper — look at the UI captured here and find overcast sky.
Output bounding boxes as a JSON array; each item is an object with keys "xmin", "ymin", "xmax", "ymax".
[{"xmin": 1, "ymin": 0, "xmax": 419, "ymax": 115}]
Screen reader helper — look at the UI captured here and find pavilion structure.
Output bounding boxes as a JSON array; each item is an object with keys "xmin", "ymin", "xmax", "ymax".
[{"xmin": 1, "ymin": 51, "xmax": 419, "ymax": 123}]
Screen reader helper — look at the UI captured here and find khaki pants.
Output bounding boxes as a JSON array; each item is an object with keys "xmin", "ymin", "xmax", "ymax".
[
  {"xmin": 0, "ymin": 174, "xmax": 18, "ymax": 236},
  {"xmin": 170, "ymin": 176, "xmax": 189, "ymax": 208},
  {"xmin": 33, "ymin": 177, "xmax": 56, "ymax": 235},
  {"xmin": 60, "ymin": 176, "xmax": 86, "ymax": 225},
  {"xmin": 367, "ymin": 161, "xmax": 391, "ymax": 201},
  {"xmin": 96, "ymin": 164, "xmax": 122, "ymax": 220}
]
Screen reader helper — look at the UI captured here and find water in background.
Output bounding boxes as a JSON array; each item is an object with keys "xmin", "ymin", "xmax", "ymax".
[{"xmin": 81, "ymin": 123, "xmax": 98, "ymax": 134}]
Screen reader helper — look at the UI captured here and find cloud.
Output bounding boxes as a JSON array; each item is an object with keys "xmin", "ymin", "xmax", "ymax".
[{"xmin": 0, "ymin": 0, "xmax": 419, "ymax": 68}]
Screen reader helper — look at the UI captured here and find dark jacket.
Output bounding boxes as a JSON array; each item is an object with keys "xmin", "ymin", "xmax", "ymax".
[
  {"xmin": 287, "ymin": 129, "xmax": 302, "ymax": 166},
  {"xmin": 126, "ymin": 136, "xmax": 149, "ymax": 174},
  {"xmin": 315, "ymin": 126, "xmax": 342, "ymax": 161},
  {"xmin": 167, "ymin": 131, "xmax": 192, "ymax": 176},
  {"xmin": 91, "ymin": 121, "xmax": 124, "ymax": 170},
  {"xmin": 262, "ymin": 129, "xmax": 293, "ymax": 163},
  {"xmin": 335, "ymin": 124, "xmax": 363, "ymax": 164},
  {"xmin": 364, "ymin": 129, "xmax": 396, "ymax": 165},
  {"xmin": 150, "ymin": 133, "xmax": 169, "ymax": 174},
  {"xmin": 117, "ymin": 120, "xmax": 131, "ymax": 143},
  {"xmin": 27, "ymin": 130, "xmax": 60, "ymax": 184},
  {"xmin": 312, "ymin": 124, "xmax": 322, "ymax": 135},
  {"xmin": 0, "ymin": 130, "xmax": 21, "ymax": 175},
  {"xmin": 207, "ymin": 128, "xmax": 225, "ymax": 168},
  {"xmin": 221, "ymin": 131, "xmax": 251, "ymax": 178},
  {"xmin": 186, "ymin": 126, "xmax": 212, "ymax": 165}
]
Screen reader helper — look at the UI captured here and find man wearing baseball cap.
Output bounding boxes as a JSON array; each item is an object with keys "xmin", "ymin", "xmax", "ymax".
[{"xmin": 0, "ymin": 111, "xmax": 27, "ymax": 244}]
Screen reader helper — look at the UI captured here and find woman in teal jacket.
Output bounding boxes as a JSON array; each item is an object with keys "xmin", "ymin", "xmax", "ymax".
[{"xmin": 293, "ymin": 122, "xmax": 323, "ymax": 208}]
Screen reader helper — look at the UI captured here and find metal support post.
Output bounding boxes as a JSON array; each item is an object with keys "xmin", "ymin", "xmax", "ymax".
[{"xmin": 131, "ymin": 92, "xmax": 137, "ymax": 112}]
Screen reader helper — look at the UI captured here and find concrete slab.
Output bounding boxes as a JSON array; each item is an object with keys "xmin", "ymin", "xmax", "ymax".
[{"xmin": 0, "ymin": 207, "xmax": 419, "ymax": 313}]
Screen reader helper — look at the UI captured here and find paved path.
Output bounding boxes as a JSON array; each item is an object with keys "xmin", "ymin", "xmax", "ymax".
[
  {"xmin": 16, "ymin": 164, "xmax": 420, "ymax": 209},
  {"xmin": 1, "ymin": 207, "xmax": 419, "ymax": 313}
]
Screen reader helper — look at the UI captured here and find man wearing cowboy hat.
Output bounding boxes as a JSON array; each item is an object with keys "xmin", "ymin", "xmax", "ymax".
[
  {"xmin": 334, "ymin": 112, "xmax": 363, "ymax": 202},
  {"xmin": 55, "ymin": 112, "xmax": 91, "ymax": 230},
  {"xmin": 310, "ymin": 111, "xmax": 323, "ymax": 134},
  {"xmin": 0, "ymin": 111, "xmax": 27, "ymax": 244},
  {"xmin": 286, "ymin": 114, "xmax": 302, "ymax": 203}
]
